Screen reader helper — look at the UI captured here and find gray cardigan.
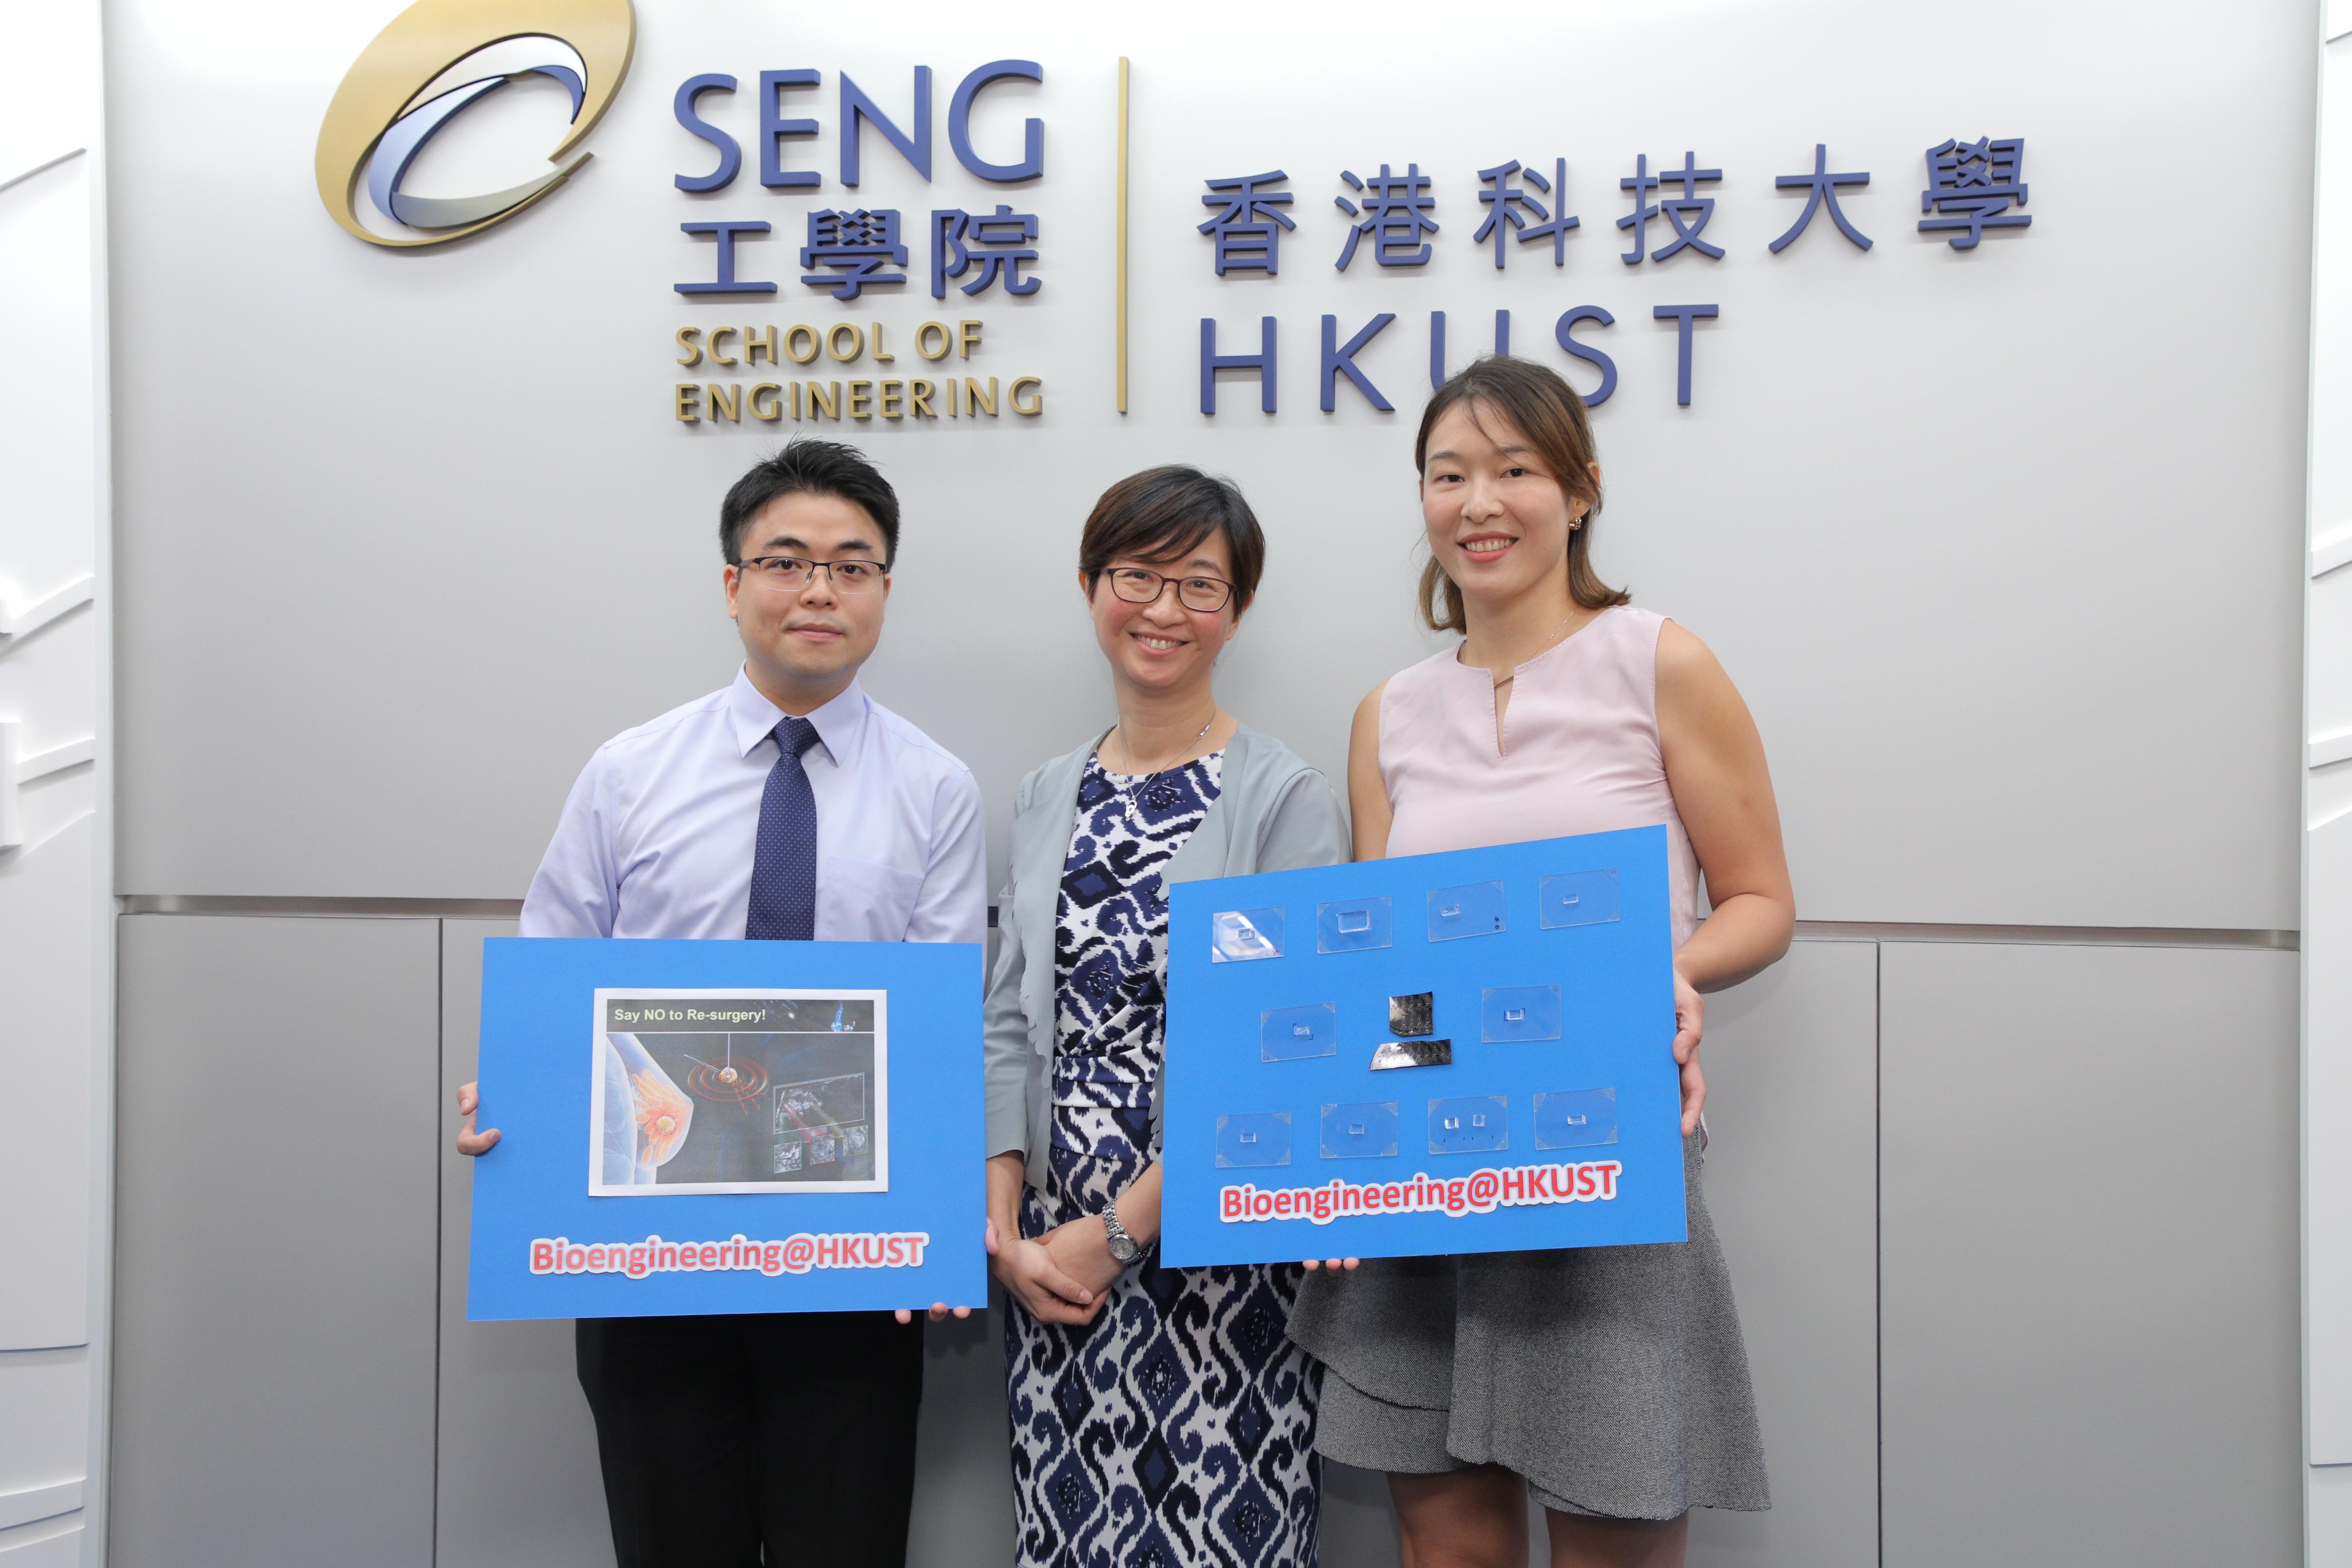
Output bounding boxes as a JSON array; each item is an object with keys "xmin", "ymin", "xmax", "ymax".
[{"xmin": 983, "ymin": 724, "xmax": 1349, "ymax": 1191}]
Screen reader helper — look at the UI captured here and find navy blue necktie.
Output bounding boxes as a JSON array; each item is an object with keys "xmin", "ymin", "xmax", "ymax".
[{"xmin": 746, "ymin": 717, "xmax": 821, "ymax": 940}]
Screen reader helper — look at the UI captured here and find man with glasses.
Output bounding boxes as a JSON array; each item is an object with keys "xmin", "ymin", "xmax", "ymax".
[{"xmin": 456, "ymin": 438, "xmax": 984, "ymax": 1568}]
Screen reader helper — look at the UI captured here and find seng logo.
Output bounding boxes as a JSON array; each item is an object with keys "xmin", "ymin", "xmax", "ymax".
[{"xmin": 315, "ymin": 0, "xmax": 636, "ymax": 248}]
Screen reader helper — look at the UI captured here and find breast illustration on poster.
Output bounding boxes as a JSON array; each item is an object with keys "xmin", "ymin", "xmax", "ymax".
[
  {"xmin": 468, "ymin": 938, "xmax": 984, "ymax": 1319},
  {"xmin": 590, "ymin": 989, "xmax": 887, "ymax": 1195}
]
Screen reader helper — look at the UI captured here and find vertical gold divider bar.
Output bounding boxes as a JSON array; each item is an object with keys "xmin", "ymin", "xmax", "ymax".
[{"xmin": 1116, "ymin": 55, "xmax": 1130, "ymax": 414}]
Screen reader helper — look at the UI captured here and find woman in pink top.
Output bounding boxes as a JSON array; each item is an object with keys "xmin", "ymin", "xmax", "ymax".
[{"xmin": 1285, "ymin": 356, "xmax": 1795, "ymax": 1567}]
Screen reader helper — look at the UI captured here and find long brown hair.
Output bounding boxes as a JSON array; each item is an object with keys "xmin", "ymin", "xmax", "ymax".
[{"xmin": 1413, "ymin": 355, "xmax": 1627, "ymax": 633}]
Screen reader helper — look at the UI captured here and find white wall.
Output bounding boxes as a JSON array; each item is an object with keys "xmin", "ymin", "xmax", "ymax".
[
  {"xmin": 2306, "ymin": 3, "xmax": 2352, "ymax": 1557},
  {"xmin": 84, "ymin": 0, "xmax": 2321, "ymax": 1564},
  {"xmin": 106, "ymin": 0, "xmax": 2310, "ymax": 930},
  {"xmin": 0, "ymin": 0, "xmax": 111, "ymax": 1562}
]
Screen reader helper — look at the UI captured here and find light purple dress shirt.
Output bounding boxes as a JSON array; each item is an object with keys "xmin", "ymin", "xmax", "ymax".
[{"xmin": 521, "ymin": 668, "xmax": 986, "ymax": 946}]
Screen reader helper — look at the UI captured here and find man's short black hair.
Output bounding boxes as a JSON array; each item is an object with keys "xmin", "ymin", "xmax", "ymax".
[{"xmin": 719, "ymin": 438, "xmax": 901, "ymax": 565}]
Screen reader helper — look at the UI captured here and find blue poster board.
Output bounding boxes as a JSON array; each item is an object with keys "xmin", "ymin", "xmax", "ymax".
[
  {"xmin": 468, "ymin": 937, "xmax": 985, "ymax": 1320},
  {"xmin": 1160, "ymin": 827, "xmax": 1687, "ymax": 1267}
]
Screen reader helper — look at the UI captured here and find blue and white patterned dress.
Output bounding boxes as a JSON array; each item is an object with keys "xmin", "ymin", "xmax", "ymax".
[{"xmin": 1003, "ymin": 751, "xmax": 1321, "ymax": 1568}]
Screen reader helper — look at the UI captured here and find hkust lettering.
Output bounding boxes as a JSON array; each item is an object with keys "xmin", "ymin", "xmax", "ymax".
[
  {"xmin": 528, "ymin": 1231, "xmax": 932, "ymax": 1278},
  {"xmin": 1218, "ymin": 1161, "xmax": 1622, "ymax": 1225}
]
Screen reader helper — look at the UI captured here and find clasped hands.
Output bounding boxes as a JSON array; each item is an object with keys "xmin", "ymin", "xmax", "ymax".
[{"xmin": 986, "ymin": 1213, "xmax": 1127, "ymax": 1326}]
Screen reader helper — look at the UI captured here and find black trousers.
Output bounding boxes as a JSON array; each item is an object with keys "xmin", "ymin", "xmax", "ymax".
[{"xmin": 576, "ymin": 1312, "xmax": 925, "ymax": 1568}]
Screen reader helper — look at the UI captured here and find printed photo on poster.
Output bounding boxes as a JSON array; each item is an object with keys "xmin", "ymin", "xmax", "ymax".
[{"xmin": 589, "ymin": 988, "xmax": 888, "ymax": 1195}]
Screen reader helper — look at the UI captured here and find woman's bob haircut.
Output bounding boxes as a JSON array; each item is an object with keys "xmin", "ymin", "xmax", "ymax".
[{"xmin": 1079, "ymin": 465, "xmax": 1267, "ymax": 610}]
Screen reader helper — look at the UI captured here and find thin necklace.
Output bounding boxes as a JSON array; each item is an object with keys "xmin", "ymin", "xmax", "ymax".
[
  {"xmin": 1492, "ymin": 610, "xmax": 1583, "ymax": 687},
  {"xmin": 1103, "ymin": 713, "xmax": 1216, "ymax": 826}
]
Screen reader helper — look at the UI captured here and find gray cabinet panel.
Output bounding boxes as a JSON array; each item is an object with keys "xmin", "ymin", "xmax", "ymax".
[
  {"xmin": 1880, "ymin": 944, "xmax": 2299, "ymax": 1567},
  {"xmin": 435, "ymin": 919, "xmax": 614, "ymax": 1568},
  {"xmin": 110, "ymin": 915, "xmax": 438, "ymax": 1568},
  {"xmin": 1319, "ymin": 1462, "xmax": 1402, "ymax": 1567},
  {"xmin": 1688, "ymin": 940, "xmax": 1879, "ymax": 1566},
  {"xmin": 906, "ymin": 1307, "xmax": 1016, "ymax": 1568}
]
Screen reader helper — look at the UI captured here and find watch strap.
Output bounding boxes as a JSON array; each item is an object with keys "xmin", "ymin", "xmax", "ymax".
[{"xmin": 1103, "ymin": 1202, "xmax": 1142, "ymax": 1263}]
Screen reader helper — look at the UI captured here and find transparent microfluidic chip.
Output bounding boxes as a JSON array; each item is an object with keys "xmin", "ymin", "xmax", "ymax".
[
  {"xmin": 1538, "ymin": 869, "xmax": 1621, "ymax": 929},
  {"xmin": 1319, "ymin": 1101, "xmax": 1400, "ymax": 1159},
  {"xmin": 1316, "ymin": 896, "xmax": 1395, "ymax": 954},
  {"xmin": 1216, "ymin": 1111, "xmax": 1293, "ymax": 1168},
  {"xmin": 1533, "ymin": 1087, "xmax": 1619, "ymax": 1150},
  {"xmin": 1427, "ymin": 1094, "xmax": 1510, "ymax": 1155},
  {"xmin": 1427, "ymin": 880, "xmax": 1507, "ymax": 942},
  {"xmin": 1479, "ymin": 984, "xmax": 1562, "ymax": 1043},
  {"xmin": 1210, "ymin": 906, "xmax": 1286, "ymax": 963},
  {"xmin": 1259, "ymin": 1003, "xmax": 1338, "ymax": 1062}
]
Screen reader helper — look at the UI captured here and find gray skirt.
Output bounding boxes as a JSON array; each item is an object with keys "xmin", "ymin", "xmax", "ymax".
[{"xmin": 1283, "ymin": 1132, "xmax": 1768, "ymax": 1520}]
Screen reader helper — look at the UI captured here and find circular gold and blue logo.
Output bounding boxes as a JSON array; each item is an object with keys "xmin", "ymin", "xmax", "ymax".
[{"xmin": 315, "ymin": 0, "xmax": 636, "ymax": 248}]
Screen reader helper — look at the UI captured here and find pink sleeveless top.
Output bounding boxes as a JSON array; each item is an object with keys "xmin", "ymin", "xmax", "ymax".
[{"xmin": 1379, "ymin": 604, "xmax": 1700, "ymax": 946}]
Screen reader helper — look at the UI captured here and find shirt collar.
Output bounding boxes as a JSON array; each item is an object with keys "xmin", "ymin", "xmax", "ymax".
[{"xmin": 726, "ymin": 667, "xmax": 869, "ymax": 763}]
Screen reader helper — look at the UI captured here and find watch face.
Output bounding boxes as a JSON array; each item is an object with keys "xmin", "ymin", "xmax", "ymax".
[{"xmin": 1108, "ymin": 1232, "xmax": 1140, "ymax": 1262}]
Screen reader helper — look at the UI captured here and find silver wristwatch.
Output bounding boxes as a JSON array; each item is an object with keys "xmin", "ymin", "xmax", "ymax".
[{"xmin": 1102, "ymin": 1202, "xmax": 1143, "ymax": 1266}]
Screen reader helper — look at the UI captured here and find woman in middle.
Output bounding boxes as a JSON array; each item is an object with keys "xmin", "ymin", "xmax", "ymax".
[{"xmin": 983, "ymin": 466, "xmax": 1347, "ymax": 1568}]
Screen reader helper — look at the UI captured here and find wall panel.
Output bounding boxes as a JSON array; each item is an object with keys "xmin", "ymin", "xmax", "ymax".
[
  {"xmin": 1, "ymin": 0, "xmax": 110, "ymax": 1550},
  {"xmin": 0, "ymin": 1518, "xmax": 81, "ymax": 1565},
  {"xmin": 1319, "ymin": 1462, "xmax": 1402, "ymax": 1567},
  {"xmin": 111, "ymin": 915, "xmax": 438, "ymax": 1568},
  {"xmin": 0, "ymin": 1349, "xmax": 87, "ymax": 1535},
  {"xmin": 1880, "ymin": 943, "xmax": 2300, "ymax": 1566},
  {"xmin": 0, "ymin": 812, "xmax": 94, "ymax": 1349},
  {"xmin": 904, "ymin": 1308, "xmax": 1018, "ymax": 1568},
  {"xmin": 435, "ymin": 918, "xmax": 614, "ymax": 1568},
  {"xmin": 1687, "ymin": 939, "xmax": 1879, "ymax": 1567},
  {"xmin": 2305, "ymin": 16, "xmax": 2352, "ymax": 1541}
]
